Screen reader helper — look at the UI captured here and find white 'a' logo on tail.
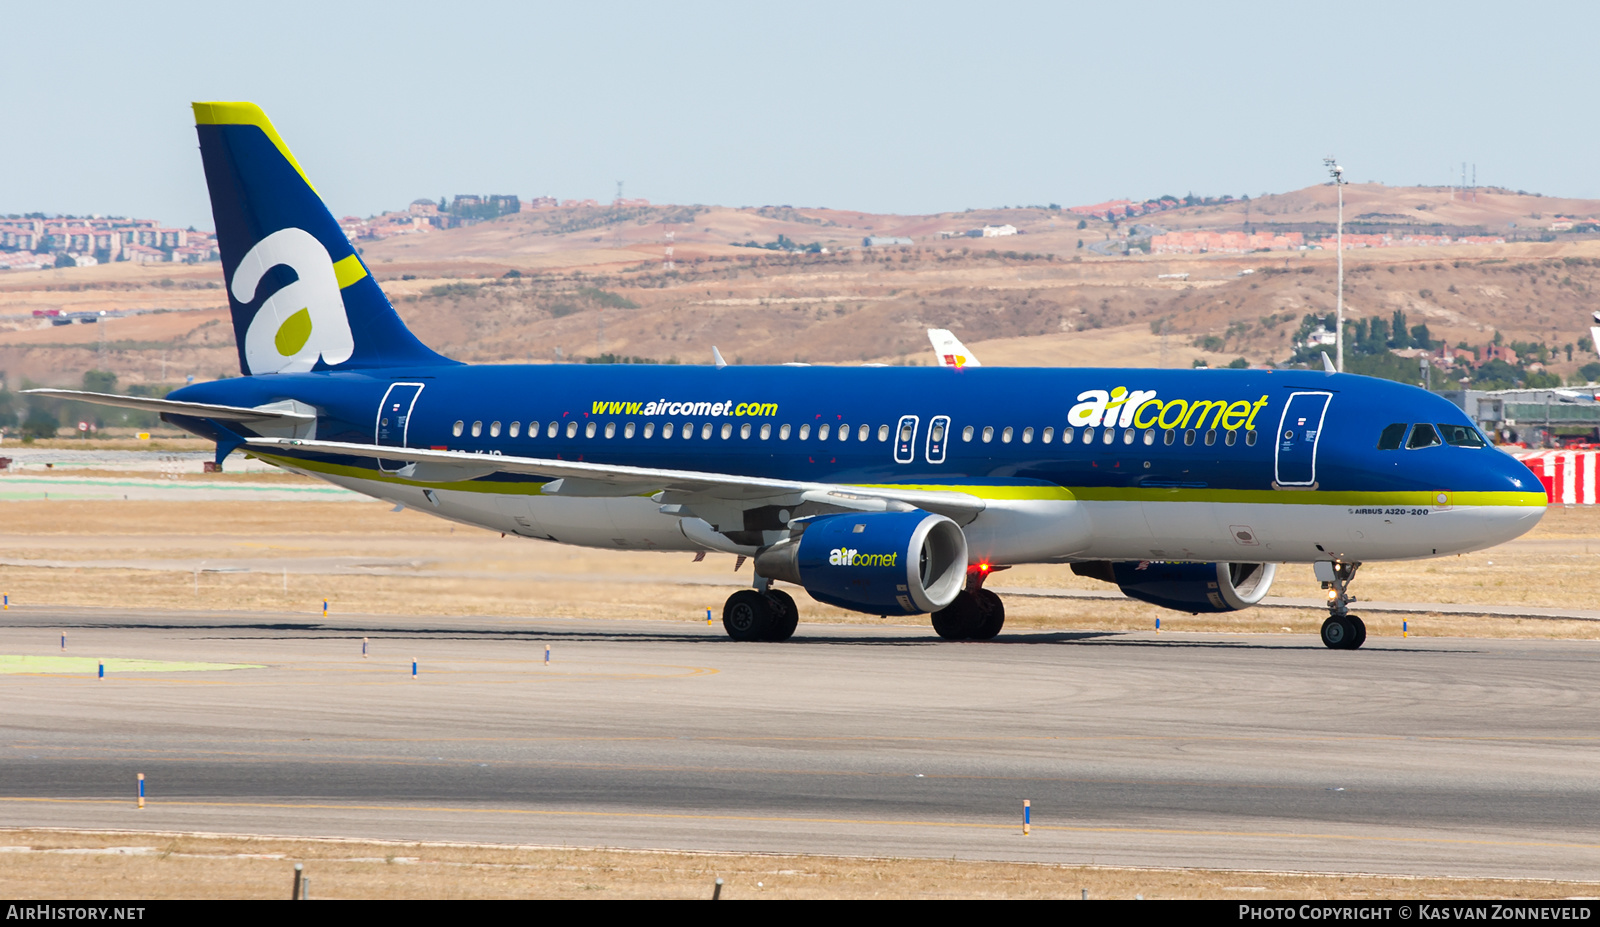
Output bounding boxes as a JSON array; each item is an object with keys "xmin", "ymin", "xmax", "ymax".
[{"xmin": 231, "ymin": 227, "xmax": 354, "ymax": 374}]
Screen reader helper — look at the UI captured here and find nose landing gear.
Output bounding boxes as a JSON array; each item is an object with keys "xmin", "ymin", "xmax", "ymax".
[{"xmin": 1317, "ymin": 560, "xmax": 1367, "ymax": 650}]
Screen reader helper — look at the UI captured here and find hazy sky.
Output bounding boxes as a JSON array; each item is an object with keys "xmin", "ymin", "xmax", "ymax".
[{"xmin": 6, "ymin": 1, "xmax": 1596, "ymax": 230}]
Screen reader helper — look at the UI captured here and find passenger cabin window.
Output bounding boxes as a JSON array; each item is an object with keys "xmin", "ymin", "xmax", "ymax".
[
  {"xmin": 509, "ymin": 421, "xmax": 520, "ymax": 437},
  {"xmin": 800, "ymin": 424, "xmax": 811, "ymax": 439},
  {"xmin": 1163, "ymin": 429, "xmax": 1175, "ymax": 446},
  {"xmin": 818, "ymin": 424, "xmax": 830, "ymax": 440},
  {"xmin": 624, "ymin": 422, "xmax": 635, "ymax": 438},
  {"xmin": 878, "ymin": 424, "xmax": 890, "ymax": 441},
  {"xmin": 604, "ymin": 422, "xmax": 616, "ymax": 438},
  {"xmin": 1144, "ymin": 428, "xmax": 1155, "ymax": 445},
  {"xmin": 490, "ymin": 421, "xmax": 501, "ymax": 437},
  {"xmin": 859, "ymin": 424, "xmax": 870, "ymax": 441},
  {"xmin": 721, "ymin": 423, "xmax": 732, "ymax": 439},
  {"xmin": 740, "ymin": 423, "xmax": 751, "ymax": 439},
  {"xmin": 1376, "ymin": 422, "xmax": 1408, "ymax": 450},
  {"xmin": 701, "ymin": 423, "xmax": 713, "ymax": 440},
  {"xmin": 760, "ymin": 423, "xmax": 771, "ymax": 439},
  {"xmin": 566, "ymin": 421, "xmax": 578, "ymax": 438},
  {"xmin": 1204, "ymin": 429, "xmax": 1216, "ymax": 446},
  {"xmin": 644, "ymin": 422, "xmax": 655, "ymax": 438},
  {"xmin": 1001, "ymin": 426, "xmax": 1013, "ymax": 443},
  {"xmin": 1224, "ymin": 429, "xmax": 1236, "ymax": 446},
  {"xmin": 471, "ymin": 421, "xmax": 483, "ymax": 437},
  {"xmin": 1042, "ymin": 427, "xmax": 1054, "ymax": 444},
  {"xmin": 1406, "ymin": 423, "xmax": 1442, "ymax": 449},
  {"xmin": 1245, "ymin": 430, "xmax": 1258, "ymax": 446},
  {"xmin": 982, "ymin": 426, "xmax": 994, "ymax": 443},
  {"xmin": 838, "ymin": 424, "xmax": 850, "ymax": 442},
  {"xmin": 779, "ymin": 423, "xmax": 790, "ymax": 439},
  {"xmin": 1438, "ymin": 423, "xmax": 1487, "ymax": 448},
  {"xmin": 1101, "ymin": 428, "xmax": 1114, "ymax": 445},
  {"xmin": 962, "ymin": 425, "xmax": 974, "ymax": 442},
  {"xmin": 1062, "ymin": 427, "xmax": 1075, "ymax": 444},
  {"xmin": 586, "ymin": 422, "xmax": 597, "ymax": 438},
  {"xmin": 662, "ymin": 422, "xmax": 674, "ymax": 438},
  {"xmin": 452, "ymin": 420, "xmax": 464, "ymax": 437},
  {"xmin": 1022, "ymin": 427, "xmax": 1033, "ymax": 444},
  {"xmin": 1184, "ymin": 429, "xmax": 1196, "ymax": 446}
]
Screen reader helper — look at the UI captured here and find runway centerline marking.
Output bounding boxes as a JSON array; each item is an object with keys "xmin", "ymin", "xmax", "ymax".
[{"xmin": 2, "ymin": 796, "xmax": 1597, "ymax": 854}]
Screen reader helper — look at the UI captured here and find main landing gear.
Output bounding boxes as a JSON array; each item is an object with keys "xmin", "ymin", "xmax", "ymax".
[
  {"xmin": 722, "ymin": 586, "xmax": 799, "ymax": 642},
  {"xmin": 931, "ymin": 569, "xmax": 1006, "ymax": 641},
  {"xmin": 1317, "ymin": 560, "xmax": 1367, "ymax": 650}
]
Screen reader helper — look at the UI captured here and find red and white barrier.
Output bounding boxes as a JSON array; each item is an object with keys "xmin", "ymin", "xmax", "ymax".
[{"xmin": 1513, "ymin": 450, "xmax": 1600, "ymax": 504}]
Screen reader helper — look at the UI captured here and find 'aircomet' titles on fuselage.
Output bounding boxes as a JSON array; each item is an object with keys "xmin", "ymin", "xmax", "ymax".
[{"xmin": 1069, "ymin": 387, "xmax": 1271, "ymax": 431}]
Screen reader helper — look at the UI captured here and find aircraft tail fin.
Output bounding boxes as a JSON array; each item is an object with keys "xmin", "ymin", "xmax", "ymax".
[
  {"xmin": 191, "ymin": 102, "xmax": 456, "ymax": 375},
  {"xmin": 928, "ymin": 329, "xmax": 981, "ymax": 368}
]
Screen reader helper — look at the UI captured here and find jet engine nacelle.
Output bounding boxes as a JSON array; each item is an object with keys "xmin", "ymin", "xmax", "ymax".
[
  {"xmin": 754, "ymin": 511, "xmax": 968, "ymax": 616},
  {"xmin": 1072, "ymin": 560, "xmax": 1278, "ymax": 613}
]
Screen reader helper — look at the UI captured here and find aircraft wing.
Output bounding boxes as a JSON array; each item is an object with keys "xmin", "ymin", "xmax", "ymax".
[
  {"xmin": 928, "ymin": 328, "xmax": 981, "ymax": 367},
  {"xmin": 246, "ymin": 436, "xmax": 985, "ymax": 522},
  {"xmin": 22, "ymin": 389, "xmax": 316, "ymax": 424}
]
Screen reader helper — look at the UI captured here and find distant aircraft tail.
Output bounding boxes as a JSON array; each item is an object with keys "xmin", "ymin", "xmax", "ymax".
[
  {"xmin": 192, "ymin": 102, "xmax": 456, "ymax": 375},
  {"xmin": 928, "ymin": 328, "xmax": 981, "ymax": 368}
]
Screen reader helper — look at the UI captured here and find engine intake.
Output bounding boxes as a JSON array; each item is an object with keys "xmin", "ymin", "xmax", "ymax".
[
  {"xmin": 1071, "ymin": 560, "xmax": 1277, "ymax": 613},
  {"xmin": 755, "ymin": 511, "xmax": 968, "ymax": 616}
]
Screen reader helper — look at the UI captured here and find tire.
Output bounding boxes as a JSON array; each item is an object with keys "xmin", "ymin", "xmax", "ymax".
[
  {"xmin": 1347, "ymin": 615, "xmax": 1367, "ymax": 650},
  {"xmin": 969, "ymin": 589, "xmax": 1005, "ymax": 641},
  {"xmin": 931, "ymin": 591, "xmax": 984, "ymax": 640},
  {"xmin": 764, "ymin": 589, "xmax": 799, "ymax": 642},
  {"xmin": 1320, "ymin": 615, "xmax": 1353, "ymax": 650},
  {"xmin": 723, "ymin": 589, "xmax": 776, "ymax": 642}
]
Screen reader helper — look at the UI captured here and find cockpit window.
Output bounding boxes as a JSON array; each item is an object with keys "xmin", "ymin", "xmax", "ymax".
[
  {"xmin": 1405, "ymin": 423, "xmax": 1442, "ymax": 449},
  {"xmin": 1376, "ymin": 422, "xmax": 1407, "ymax": 450},
  {"xmin": 1437, "ymin": 423, "xmax": 1487, "ymax": 448}
]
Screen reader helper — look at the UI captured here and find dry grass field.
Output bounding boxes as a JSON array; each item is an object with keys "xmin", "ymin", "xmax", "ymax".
[
  {"xmin": 0, "ymin": 495, "xmax": 1596, "ymax": 640},
  {"xmin": 2, "ymin": 829, "xmax": 1596, "ymax": 900}
]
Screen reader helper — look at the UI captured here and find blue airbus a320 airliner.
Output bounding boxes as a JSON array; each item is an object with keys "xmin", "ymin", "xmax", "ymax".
[{"xmin": 34, "ymin": 103, "xmax": 1548, "ymax": 650}]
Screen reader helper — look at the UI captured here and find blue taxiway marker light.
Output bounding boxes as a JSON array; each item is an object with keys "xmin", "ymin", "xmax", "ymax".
[
  {"xmin": 323, "ymin": 599, "xmax": 328, "ymax": 619},
  {"xmin": 362, "ymin": 637, "xmax": 368, "ymax": 658},
  {"xmin": 98, "ymin": 662, "xmax": 104, "ymax": 679},
  {"xmin": 706, "ymin": 608, "xmax": 712, "ymax": 625},
  {"xmin": 1404, "ymin": 620, "xmax": 1409, "ymax": 638},
  {"xmin": 137, "ymin": 773, "xmax": 145, "ymax": 810},
  {"xmin": 1156, "ymin": 617, "xmax": 1161, "ymax": 633},
  {"xmin": 3, "ymin": 594, "xmax": 8, "ymax": 610},
  {"xmin": 411, "ymin": 659, "xmax": 417, "ymax": 679},
  {"xmin": 544, "ymin": 644, "xmax": 551, "ymax": 666},
  {"xmin": 60, "ymin": 632, "xmax": 65, "ymax": 651},
  {"xmin": 1023, "ymin": 799, "xmax": 1031, "ymax": 836}
]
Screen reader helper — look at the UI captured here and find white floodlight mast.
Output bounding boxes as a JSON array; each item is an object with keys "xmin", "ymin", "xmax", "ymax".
[{"xmin": 1325, "ymin": 158, "xmax": 1346, "ymax": 372}]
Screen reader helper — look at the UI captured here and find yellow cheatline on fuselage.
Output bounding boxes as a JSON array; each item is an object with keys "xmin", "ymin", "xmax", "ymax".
[{"xmin": 258, "ymin": 453, "xmax": 1541, "ymax": 509}]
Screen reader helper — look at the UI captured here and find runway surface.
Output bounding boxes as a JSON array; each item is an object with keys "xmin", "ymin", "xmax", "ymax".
[{"xmin": 2, "ymin": 605, "xmax": 1599, "ymax": 880}]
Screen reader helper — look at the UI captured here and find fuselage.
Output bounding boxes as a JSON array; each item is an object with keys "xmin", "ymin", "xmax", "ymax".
[{"xmin": 169, "ymin": 363, "xmax": 1545, "ymax": 567}]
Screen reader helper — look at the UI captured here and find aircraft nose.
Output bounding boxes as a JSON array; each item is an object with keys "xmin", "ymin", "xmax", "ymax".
[{"xmin": 1465, "ymin": 450, "xmax": 1546, "ymax": 547}]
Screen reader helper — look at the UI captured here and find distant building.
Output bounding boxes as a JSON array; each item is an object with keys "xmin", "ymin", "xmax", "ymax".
[
  {"xmin": 863, "ymin": 236, "xmax": 913, "ymax": 247},
  {"xmin": 967, "ymin": 225, "xmax": 1018, "ymax": 238}
]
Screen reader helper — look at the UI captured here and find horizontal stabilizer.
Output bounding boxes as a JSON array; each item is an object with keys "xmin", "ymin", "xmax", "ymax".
[
  {"xmin": 247, "ymin": 436, "xmax": 985, "ymax": 523},
  {"xmin": 22, "ymin": 389, "xmax": 316, "ymax": 423}
]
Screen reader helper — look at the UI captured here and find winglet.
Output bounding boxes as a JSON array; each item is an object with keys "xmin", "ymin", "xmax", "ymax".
[
  {"xmin": 928, "ymin": 329, "xmax": 981, "ymax": 367},
  {"xmin": 1321, "ymin": 351, "xmax": 1337, "ymax": 375},
  {"xmin": 712, "ymin": 346, "xmax": 727, "ymax": 368}
]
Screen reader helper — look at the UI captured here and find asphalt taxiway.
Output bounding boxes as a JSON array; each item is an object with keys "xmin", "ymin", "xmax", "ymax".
[{"xmin": 2, "ymin": 606, "xmax": 1598, "ymax": 880}]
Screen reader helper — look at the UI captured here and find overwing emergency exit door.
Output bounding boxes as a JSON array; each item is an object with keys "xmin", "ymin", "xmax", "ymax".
[{"xmin": 1274, "ymin": 391, "xmax": 1332, "ymax": 486}]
